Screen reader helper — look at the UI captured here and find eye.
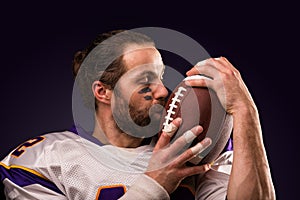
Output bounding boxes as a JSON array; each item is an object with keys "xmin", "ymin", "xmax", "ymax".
[
  {"xmin": 138, "ymin": 75, "xmax": 152, "ymax": 85},
  {"xmin": 135, "ymin": 72, "xmax": 158, "ymax": 85},
  {"xmin": 142, "ymin": 76, "xmax": 150, "ymax": 84}
]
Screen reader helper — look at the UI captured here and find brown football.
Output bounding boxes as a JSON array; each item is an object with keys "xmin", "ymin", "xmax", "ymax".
[{"xmin": 161, "ymin": 75, "xmax": 233, "ymax": 165}]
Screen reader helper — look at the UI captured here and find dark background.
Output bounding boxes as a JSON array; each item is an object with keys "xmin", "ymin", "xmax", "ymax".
[{"xmin": 0, "ymin": 1, "xmax": 298, "ymax": 199}]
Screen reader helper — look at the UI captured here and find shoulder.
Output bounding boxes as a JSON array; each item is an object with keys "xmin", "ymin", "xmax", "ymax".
[{"xmin": 1, "ymin": 131, "xmax": 81, "ymax": 167}]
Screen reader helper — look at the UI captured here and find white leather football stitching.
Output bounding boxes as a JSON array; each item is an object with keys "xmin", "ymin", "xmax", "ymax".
[{"xmin": 163, "ymin": 86, "xmax": 187, "ymax": 130}]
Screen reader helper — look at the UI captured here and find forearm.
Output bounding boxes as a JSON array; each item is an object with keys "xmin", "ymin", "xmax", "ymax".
[{"xmin": 227, "ymin": 105, "xmax": 275, "ymax": 200}]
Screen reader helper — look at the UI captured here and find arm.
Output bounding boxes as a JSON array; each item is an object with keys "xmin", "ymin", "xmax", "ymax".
[
  {"xmin": 0, "ymin": 135, "xmax": 67, "ymax": 200},
  {"xmin": 228, "ymin": 104, "xmax": 274, "ymax": 199},
  {"xmin": 186, "ymin": 57, "xmax": 276, "ymax": 200},
  {"xmin": 120, "ymin": 120, "xmax": 211, "ymax": 199},
  {"xmin": 119, "ymin": 174, "xmax": 170, "ymax": 200}
]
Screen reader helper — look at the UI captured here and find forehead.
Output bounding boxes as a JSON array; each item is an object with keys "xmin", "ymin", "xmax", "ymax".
[{"xmin": 122, "ymin": 46, "xmax": 163, "ymax": 71}]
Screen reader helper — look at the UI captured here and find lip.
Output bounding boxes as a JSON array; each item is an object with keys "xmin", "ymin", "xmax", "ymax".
[{"xmin": 150, "ymin": 104, "xmax": 165, "ymax": 113}]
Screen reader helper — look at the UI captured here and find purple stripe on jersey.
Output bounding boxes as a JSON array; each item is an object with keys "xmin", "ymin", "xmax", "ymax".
[
  {"xmin": 69, "ymin": 124, "xmax": 79, "ymax": 134},
  {"xmin": 222, "ymin": 137, "xmax": 233, "ymax": 153},
  {"xmin": 0, "ymin": 165, "xmax": 64, "ymax": 195},
  {"xmin": 96, "ymin": 186, "xmax": 125, "ymax": 200}
]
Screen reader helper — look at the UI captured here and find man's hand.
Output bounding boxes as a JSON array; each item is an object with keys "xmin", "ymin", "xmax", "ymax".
[
  {"xmin": 186, "ymin": 57, "xmax": 276, "ymax": 199},
  {"xmin": 186, "ymin": 57, "xmax": 256, "ymax": 115},
  {"xmin": 145, "ymin": 118, "xmax": 212, "ymax": 194}
]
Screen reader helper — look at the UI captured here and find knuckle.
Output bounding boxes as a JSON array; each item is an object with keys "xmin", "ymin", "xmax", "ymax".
[
  {"xmin": 228, "ymin": 69, "xmax": 236, "ymax": 76},
  {"xmin": 161, "ymin": 153, "xmax": 171, "ymax": 164},
  {"xmin": 169, "ymin": 162, "xmax": 178, "ymax": 170},
  {"xmin": 177, "ymin": 171, "xmax": 186, "ymax": 178},
  {"xmin": 161, "ymin": 132, "xmax": 171, "ymax": 139},
  {"xmin": 222, "ymin": 68, "xmax": 235, "ymax": 78},
  {"xmin": 234, "ymin": 69, "xmax": 241, "ymax": 77},
  {"xmin": 228, "ymin": 69, "xmax": 240, "ymax": 78},
  {"xmin": 187, "ymin": 149, "xmax": 194, "ymax": 158},
  {"xmin": 208, "ymin": 57, "xmax": 217, "ymax": 65},
  {"xmin": 220, "ymin": 56, "xmax": 228, "ymax": 61},
  {"xmin": 199, "ymin": 164, "xmax": 210, "ymax": 172},
  {"xmin": 175, "ymin": 137, "xmax": 186, "ymax": 147}
]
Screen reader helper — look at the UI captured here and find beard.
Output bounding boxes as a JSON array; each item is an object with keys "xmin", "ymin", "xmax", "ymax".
[
  {"xmin": 129, "ymin": 105, "xmax": 151, "ymax": 127},
  {"xmin": 112, "ymin": 95, "xmax": 165, "ymax": 138}
]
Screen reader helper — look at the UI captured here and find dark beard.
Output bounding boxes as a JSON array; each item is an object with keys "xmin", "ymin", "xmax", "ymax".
[
  {"xmin": 129, "ymin": 104, "xmax": 151, "ymax": 127},
  {"xmin": 112, "ymin": 96, "xmax": 165, "ymax": 138}
]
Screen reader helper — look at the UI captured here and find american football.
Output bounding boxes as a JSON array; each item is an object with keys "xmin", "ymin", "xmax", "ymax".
[{"xmin": 161, "ymin": 75, "xmax": 233, "ymax": 165}]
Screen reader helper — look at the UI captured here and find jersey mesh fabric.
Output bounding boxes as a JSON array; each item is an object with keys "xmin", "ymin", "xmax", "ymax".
[{"xmin": 45, "ymin": 131, "xmax": 153, "ymax": 199}]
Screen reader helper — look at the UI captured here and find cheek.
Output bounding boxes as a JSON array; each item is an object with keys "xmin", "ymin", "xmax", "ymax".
[
  {"xmin": 137, "ymin": 87, "xmax": 153, "ymax": 101},
  {"xmin": 129, "ymin": 92, "xmax": 152, "ymax": 108}
]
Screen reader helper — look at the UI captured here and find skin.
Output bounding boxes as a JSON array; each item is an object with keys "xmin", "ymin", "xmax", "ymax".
[
  {"xmin": 92, "ymin": 46, "xmax": 168, "ymax": 146},
  {"xmin": 91, "ymin": 44, "xmax": 275, "ymax": 198},
  {"xmin": 112, "ymin": 53, "xmax": 166, "ymax": 133},
  {"xmin": 92, "ymin": 45, "xmax": 212, "ymax": 194},
  {"xmin": 186, "ymin": 57, "xmax": 276, "ymax": 199}
]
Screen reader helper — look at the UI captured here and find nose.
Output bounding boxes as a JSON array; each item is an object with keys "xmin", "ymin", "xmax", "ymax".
[{"xmin": 152, "ymin": 81, "xmax": 168, "ymax": 101}]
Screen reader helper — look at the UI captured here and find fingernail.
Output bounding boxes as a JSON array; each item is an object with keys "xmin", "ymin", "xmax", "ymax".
[
  {"xmin": 202, "ymin": 137, "xmax": 212, "ymax": 147},
  {"xmin": 196, "ymin": 126, "xmax": 203, "ymax": 133}
]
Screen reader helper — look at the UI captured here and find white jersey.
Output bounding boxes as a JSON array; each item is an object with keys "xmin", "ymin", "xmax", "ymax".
[{"xmin": 0, "ymin": 131, "xmax": 232, "ymax": 200}]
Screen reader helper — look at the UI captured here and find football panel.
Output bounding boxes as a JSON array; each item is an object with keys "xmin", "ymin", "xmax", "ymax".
[{"xmin": 161, "ymin": 75, "xmax": 233, "ymax": 165}]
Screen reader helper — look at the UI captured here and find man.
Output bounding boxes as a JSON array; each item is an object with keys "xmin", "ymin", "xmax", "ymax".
[{"xmin": 0, "ymin": 29, "xmax": 275, "ymax": 199}]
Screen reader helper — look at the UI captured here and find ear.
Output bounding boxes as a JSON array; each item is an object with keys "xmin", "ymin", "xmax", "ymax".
[{"xmin": 92, "ymin": 81, "xmax": 112, "ymax": 105}]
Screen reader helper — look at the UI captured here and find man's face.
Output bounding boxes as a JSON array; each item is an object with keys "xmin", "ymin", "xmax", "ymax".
[{"xmin": 112, "ymin": 46, "xmax": 168, "ymax": 138}]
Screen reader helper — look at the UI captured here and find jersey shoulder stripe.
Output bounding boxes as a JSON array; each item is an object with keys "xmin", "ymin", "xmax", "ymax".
[{"xmin": 0, "ymin": 162, "xmax": 63, "ymax": 195}]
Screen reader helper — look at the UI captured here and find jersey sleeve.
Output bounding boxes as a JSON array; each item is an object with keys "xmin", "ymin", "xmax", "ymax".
[
  {"xmin": 119, "ymin": 174, "xmax": 170, "ymax": 200},
  {"xmin": 0, "ymin": 133, "xmax": 67, "ymax": 199}
]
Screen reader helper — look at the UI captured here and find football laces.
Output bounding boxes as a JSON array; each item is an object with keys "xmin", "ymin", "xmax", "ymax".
[{"xmin": 162, "ymin": 86, "xmax": 187, "ymax": 131}]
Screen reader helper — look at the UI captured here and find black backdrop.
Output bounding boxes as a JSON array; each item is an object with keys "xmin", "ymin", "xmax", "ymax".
[{"xmin": 0, "ymin": 1, "xmax": 298, "ymax": 199}]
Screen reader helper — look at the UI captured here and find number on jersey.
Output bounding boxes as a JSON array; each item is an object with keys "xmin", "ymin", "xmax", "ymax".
[{"xmin": 11, "ymin": 136, "xmax": 45, "ymax": 158}]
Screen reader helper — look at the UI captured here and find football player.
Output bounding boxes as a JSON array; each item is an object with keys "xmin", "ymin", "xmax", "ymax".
[{"xmin": 0, "ymin": 29, "xmax": 275, "ymax": 200}]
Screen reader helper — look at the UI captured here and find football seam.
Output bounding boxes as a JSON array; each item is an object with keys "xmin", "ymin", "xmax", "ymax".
[{"xmin": 163, "ymin": 86, "xmax": 187, "ymax": 129}]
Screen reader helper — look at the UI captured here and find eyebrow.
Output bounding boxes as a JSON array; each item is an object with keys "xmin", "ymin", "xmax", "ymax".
[
  {"xmin": 126, "ymin": 64, "xmax": 165, "ymax": 81},
  {"xmin": 137, "ymin": 70, "xmax": 157, "ymax": 77},
  {"xmin": 133, "ymin": 71, "xmax": 160, "ymax": 84},
  {"xmin": 135, "ymin": 66, "xmax": 165, "ymax": 79}
]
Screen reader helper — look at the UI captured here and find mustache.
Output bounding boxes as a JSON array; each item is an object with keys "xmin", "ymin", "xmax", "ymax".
[{"xmin": 154, "ymin": 98, "xmax": 166, "ymax": 107}]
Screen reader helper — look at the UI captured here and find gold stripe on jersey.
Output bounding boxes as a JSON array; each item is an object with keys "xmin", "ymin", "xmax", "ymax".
[{"xmin": 0, "ymin": 162, "xmax": 49, "ymax": 180}]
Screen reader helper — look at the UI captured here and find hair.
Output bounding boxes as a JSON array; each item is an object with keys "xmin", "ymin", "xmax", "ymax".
[
  {"xmin": 72, "ymin": 30, "xmax": 155, "ymax": 110},
  {"xmin": 72, "ymin": 30, "xmax": 125, "ymax": 77}
]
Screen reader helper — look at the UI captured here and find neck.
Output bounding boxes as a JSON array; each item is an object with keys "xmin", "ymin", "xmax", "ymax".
[{"xmin": 93, "ymin": 107, "xmax": 144, "ymax": 148}]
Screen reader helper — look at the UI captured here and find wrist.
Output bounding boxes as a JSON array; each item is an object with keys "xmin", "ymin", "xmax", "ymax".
[{"xmin": 121, "ymin": 175, "xmax": 169, "ymax": 200}]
